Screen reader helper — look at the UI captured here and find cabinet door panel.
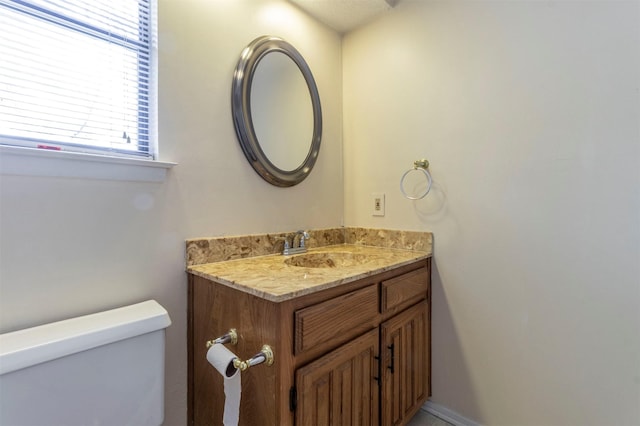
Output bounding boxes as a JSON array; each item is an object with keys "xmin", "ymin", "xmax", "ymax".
[
  {"xmin": 381, "ymin": 301, "xmax": 429, "ymax": 426},
  {"xmin": 296, "ymin": 328, "xmax": 379, "ymax": 426}
]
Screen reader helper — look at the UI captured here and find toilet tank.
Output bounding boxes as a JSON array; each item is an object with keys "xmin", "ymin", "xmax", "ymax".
[{"xmin": 0, "ymin": 300, "xmax": 171, "ymax": 426}]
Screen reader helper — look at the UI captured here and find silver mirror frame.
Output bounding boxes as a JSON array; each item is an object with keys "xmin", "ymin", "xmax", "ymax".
[{"xmin": 232, "ymin": 36, "xmax": 322, "ymax": 187}]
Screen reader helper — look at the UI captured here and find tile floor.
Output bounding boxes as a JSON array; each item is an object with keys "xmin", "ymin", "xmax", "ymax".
[{"xmin": 407, "ymin": 409, "xmax": 454, "ymax": 426}]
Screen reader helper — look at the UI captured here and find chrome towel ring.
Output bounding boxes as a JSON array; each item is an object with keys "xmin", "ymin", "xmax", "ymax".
[{"xmin": 400, "ymin": 159, "xmax": 432, "ymax": 200}]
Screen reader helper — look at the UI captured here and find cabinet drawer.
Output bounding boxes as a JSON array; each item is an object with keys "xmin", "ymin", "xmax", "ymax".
[
  {"xmin": 295, "ymin": 285, "xmax": 378, "ymax": 355},
  {"xmin": 381, "ymin": 267, "xmax": 429, "ymax": 313}
]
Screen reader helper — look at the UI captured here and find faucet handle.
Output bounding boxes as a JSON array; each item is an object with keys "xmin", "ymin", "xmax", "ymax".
[{"xmin": 275, "ymin": 236, "xmax": 291, "ymax": 249}]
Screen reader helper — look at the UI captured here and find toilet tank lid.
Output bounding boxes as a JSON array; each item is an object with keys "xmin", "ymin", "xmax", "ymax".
[{"xmin": 0, "ymin": 300, "xmax": 171, "ymax": 375}]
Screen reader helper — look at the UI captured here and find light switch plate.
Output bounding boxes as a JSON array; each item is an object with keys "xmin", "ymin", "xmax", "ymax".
[{"xmin": 372, "ymin": 192, "xmax": 385, "ymax": 216}]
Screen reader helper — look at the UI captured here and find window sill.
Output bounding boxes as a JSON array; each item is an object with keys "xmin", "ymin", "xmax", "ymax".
[{"xmin": 0, "ymin": 146, "xmax": 176, "ymax": 183}]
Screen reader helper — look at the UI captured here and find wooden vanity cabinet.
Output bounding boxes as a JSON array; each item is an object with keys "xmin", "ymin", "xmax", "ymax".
[{"xmin": 188, "ymin": 258, "xmax": 431, "ymax": 426}]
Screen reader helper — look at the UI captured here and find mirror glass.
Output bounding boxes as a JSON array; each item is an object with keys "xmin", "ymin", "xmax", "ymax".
[
  {"xmin": 232, "ymin": 36, "xmax": 322, "ymax": 187},
  {"xmin": 250, "ymin": 52, "xmax": 313, "ymax": 171}
]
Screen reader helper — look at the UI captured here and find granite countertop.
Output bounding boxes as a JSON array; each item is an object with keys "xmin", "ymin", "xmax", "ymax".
[{"xmin": 187, "ymin": 244, "xmax": 431, "ymax": 302}]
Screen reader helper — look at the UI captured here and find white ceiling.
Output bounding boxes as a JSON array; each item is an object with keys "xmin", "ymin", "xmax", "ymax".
[{"xmin": 289, "ymin": 0, "xmax": 398, "ymax": 34}]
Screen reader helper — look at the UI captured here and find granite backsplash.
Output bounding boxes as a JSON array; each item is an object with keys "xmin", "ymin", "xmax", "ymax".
[{"xmin": 186, "ymin": 227, "xmax": 432, "ymax": 267}]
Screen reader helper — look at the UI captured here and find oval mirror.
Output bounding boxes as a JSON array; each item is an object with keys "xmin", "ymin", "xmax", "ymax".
[{"xmin": 232, "ymin": 36, "xmax": 322, "ymax": 187}]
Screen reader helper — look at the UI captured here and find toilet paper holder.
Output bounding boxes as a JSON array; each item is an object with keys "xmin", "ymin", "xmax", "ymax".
[
  {"xmin": 206, "ymin": 329, "xmax": 238, "ymax": 347},
  {"xmin": 205, "ymin": 329, "xmax": 274, "ymax": 371},
  {"xmin": 232, "ymin": 345, "xmax": 274, "ymax": 372}
]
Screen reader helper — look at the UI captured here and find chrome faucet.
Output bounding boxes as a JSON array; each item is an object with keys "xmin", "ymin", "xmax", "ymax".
[{"xmin": 282, "ymin": 230, "xmax": 310, "ymax": 255}]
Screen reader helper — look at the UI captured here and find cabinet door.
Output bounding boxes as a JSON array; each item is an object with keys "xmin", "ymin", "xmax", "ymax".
[
  {"xmin": 381, "ymin": 301, "xmax": 429, "ymax": 426},
  {"xmin": 295, "ymin": 328, "xmax": 379, "ymax": 426}
]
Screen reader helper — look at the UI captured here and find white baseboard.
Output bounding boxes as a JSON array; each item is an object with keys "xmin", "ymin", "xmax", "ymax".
[{"xmin": 422, "ymin": 401, "xmax": 481, "ymax": 426}]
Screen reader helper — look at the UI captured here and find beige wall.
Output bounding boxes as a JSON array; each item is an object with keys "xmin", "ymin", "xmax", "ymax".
[
  {"xmin": 343, "ymin": 1, "xmax": 640, "ymax": 425},
  {"xmin": 0, "ymin": 1, "xmax": 342, "ymax": 425}
]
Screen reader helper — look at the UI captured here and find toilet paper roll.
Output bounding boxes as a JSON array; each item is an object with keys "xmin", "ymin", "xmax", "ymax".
[{"xmin": 206, "ymin": 343, "xmax": 241, "ymax": 426}]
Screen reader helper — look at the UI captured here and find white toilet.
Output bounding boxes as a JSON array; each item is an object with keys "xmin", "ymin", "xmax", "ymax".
[{"xmin": 0, "ymin": 300, "xmax": 171, "ymax": 426}]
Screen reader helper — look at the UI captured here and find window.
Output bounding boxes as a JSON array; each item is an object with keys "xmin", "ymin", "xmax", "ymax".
[{"xmin": 0, "ymin": 0, "xmax": 156, "ymax": 159}]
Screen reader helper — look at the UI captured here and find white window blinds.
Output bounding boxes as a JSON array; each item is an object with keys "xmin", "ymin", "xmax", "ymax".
[{"xmin": 0, "ymin": 0, "xmax": 155, "ymax": 158}]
